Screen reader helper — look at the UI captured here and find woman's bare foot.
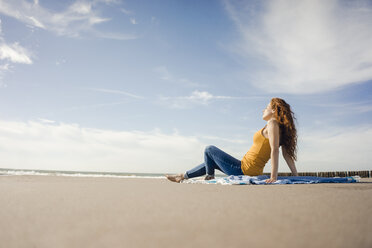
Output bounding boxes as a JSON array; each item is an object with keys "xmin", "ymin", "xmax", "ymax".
[
  {"xmin": 204, "ymin": 175, "xmax": 215, "ymax": 180},
  {"xmin": 165, "ymin": 173, "xmax": 185, "ymax": 183}
]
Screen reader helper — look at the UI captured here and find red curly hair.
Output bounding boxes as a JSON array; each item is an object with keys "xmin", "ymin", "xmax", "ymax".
[{"xmin": 270, "ymin": 98, "xmax": 298, "ymax": 161}]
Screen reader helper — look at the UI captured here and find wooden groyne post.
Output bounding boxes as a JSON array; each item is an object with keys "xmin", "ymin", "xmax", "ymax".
[{"xmin": 263, "ymin": 170, "xmax": 371, "ymax": 178}]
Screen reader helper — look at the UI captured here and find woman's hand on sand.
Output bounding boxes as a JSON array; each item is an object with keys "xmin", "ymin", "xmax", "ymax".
[{"xmin": 265, "ymin": 177, "xmax": 277, "ymax": 184}]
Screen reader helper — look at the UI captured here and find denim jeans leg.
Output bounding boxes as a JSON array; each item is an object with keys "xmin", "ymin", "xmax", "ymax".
[
  {"xmin": 185, "ymin": 163, "xmax": 206, "ymax": 179},
  {"xmin": 204, "ymin": 145, "xmax": 243, "ymax": 176}
]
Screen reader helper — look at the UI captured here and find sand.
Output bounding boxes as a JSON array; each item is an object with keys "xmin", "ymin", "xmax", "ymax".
[{"xmin": 1, "ymin": 175, "xmax": 371, "ymax": 248}]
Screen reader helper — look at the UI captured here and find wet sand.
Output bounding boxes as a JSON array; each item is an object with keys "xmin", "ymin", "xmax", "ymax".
[{"xmin": 1, "ymin": 175, "xmax": 371, "ymax": 248}]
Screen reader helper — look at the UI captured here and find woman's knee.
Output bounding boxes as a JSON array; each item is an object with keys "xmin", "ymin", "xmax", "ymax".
[{"xmin": 204, "ymin": 145, "xmax": 217, "ymax": 154}]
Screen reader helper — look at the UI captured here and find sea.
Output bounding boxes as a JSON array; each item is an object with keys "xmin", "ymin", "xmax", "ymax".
[
  {"xmin": 0, "ymin": 168, "xmax": 226, "ymax": 179},
  {"xmin": 0, "ymin": 168, "xmax": 166, "ymax": 179}
]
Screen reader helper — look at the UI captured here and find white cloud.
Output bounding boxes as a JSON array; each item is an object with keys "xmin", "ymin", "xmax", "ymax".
[
  {"xmin": 121, "ymin": 8, "xmax": 133, "ymax": 15},
  {"xmin": 87, "ymin": 87, "xmax": 144, "ymax": 99},
  {"xmin": 0, "ymin": 18, "xmax": 33, "ymax": 83},
  {"xmin": 130, "ymin": 17, "xmax": 137, "ymax": 24},
  {"xmin": 27, "ymin": 16, "xmax": 45, "ymax": 28},
  {"xmin": 0, "ymin": 19, "xmax": 33, "ymax": 85},
  {"xmin": 188, "ymin": 90, "xmax": 214, "ymax": 103},
  {"xmin": 159, "ymin": 90, "xmax": 264, "ymax": 109},
  {"xmin": 0, "ymin": 119, "xmax": 206, "ymax": 174},
  {"xmin": 55, "ymin": 58, "xmax": 66, "ymax": 66},
  {"xmin": 0, "ymin": 62, "xmax": 10, "ymax": 87},
  {"xmin": 159, "ymin": 90, "xmax": 225, "ymax": 108},
  {"xmin": 297, "ymin": 125, "xmax": 372, "ymax": 172},
  {"xmin": 0, "ymin": 42, "xmax": 33, "ymax": 64},
  {"xmin": 0, "ymin": 0, "xmax": 47, "ymax": 30},
  {"xmin": 0, "ymin": 119, "xmax": 370, "ymax": 174},
  {"xmin": 69, "ymin": 1, "xmax": 92, "ymax": 15},
  {"xmin": 37, "ymin": 118, "xmax": 55, "ymax": 124},
  {"xmin": 120, "ymin": 7, "xmax": 137, "ymax": 25},
  {"xmin": 186, "ymin": 90, "xmax": 232, "ymax": 103},
  {"xmin": 224, "ymin": 0, "xmax": 372, "ymax": 94},
  {"xmin": 88, "ymin": 16, "xmax": 110, "ymax": 25},
  {"xmin": 0, "ymin": 63, "xmax": 10, "ymax": 71},
  {"xmin": 0, "ymin": 0, "xmax": 136, "ymax": 40}
]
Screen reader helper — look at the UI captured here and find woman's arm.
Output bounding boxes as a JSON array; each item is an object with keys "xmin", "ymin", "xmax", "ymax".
[
  {"xmin": 282, "ymin": 147, "xmax": 298, "ymax": 176},
  {"xmin": 266, "ymin": 120, "xmax": 280, "ymax": 183}
]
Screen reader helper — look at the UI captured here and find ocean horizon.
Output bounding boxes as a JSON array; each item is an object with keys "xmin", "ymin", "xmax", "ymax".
[
  {"xmin": 0, "ymin": 168, "xmax": 229, "ymax": 179},
  {"xmin": 1, "ymin": 168, "xmax": 371, "ymax": 178},
  {"xmin": 0, "ymin": 168, "xmax": 168, "ymax": 179}
]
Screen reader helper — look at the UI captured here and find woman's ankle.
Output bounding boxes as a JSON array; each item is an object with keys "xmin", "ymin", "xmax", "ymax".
[{"xmin": 204, "ymin": 175, "xmax": 215, "ymax": 180}]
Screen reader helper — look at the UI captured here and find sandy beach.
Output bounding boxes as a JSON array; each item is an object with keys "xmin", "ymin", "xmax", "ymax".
[{"xmin": 1, "ymin": 175, "xmax": 371, "ymax": 248}]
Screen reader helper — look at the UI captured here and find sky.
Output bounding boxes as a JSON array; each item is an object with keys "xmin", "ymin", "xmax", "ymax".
[{"xmin": 0, "ymin": 0, "xmax": 372, "ymax": 174}]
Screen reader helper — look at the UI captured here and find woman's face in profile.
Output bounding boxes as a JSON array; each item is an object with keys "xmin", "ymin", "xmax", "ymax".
[{"xmin": 262, "ymin": 102, "xmax": 274, "ymax": 121}]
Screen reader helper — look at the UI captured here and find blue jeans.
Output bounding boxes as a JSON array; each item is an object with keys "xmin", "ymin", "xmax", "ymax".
[{"xmin": 184, "ymin": 145, "xmax": 244, "ymax": 179}]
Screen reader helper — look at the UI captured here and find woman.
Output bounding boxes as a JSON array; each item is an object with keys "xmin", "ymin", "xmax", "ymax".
[{"xmin": 165, "ymin": 98, "xmax": 298, "ymax": 184}]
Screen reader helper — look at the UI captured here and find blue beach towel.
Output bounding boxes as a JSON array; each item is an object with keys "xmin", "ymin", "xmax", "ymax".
[{"xmin": 182, "ymin": 175, "xmax": 361, "ymax": 185}]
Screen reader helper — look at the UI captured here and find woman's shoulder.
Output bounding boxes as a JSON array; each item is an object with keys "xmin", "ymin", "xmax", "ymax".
[{"xmin": 266, "ymin": 119, "xmax": 280, "ymax": 139}]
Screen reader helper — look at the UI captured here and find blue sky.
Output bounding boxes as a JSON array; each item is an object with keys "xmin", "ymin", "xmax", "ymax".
[{"xmin": 0, "ymin": 0, "xmax": 371, "ymax": 174}]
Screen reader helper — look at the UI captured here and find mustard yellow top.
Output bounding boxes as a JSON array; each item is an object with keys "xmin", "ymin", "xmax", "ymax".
[{"xmin": 241, "ymin": 126, "xmax": 271, "ymax": 176}]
